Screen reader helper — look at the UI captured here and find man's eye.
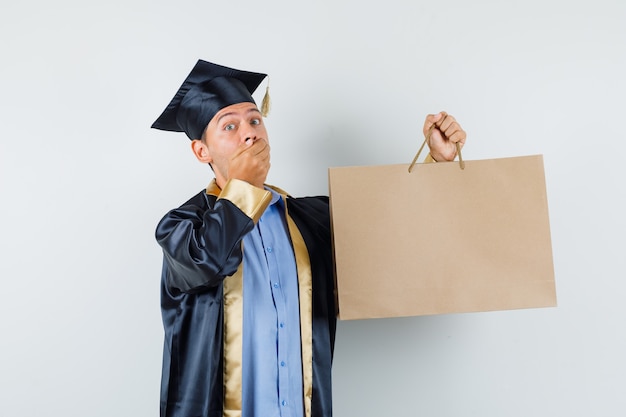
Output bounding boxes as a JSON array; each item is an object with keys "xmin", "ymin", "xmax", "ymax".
[
  {"xmin": 224, "ymin": 123, "xmax": 235, "ymax": 131},
  {"xmin": 250, "ymin": 119, "xmax": 260, "ymax": 126}
]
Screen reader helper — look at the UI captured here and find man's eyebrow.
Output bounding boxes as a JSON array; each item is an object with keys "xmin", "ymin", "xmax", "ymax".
[
  {"xmin": 216, "ymin": 108, "xmax": 261, "ymax": 124},
  {"xmin": 216, "ymin": 111, "xmax": 236, "ymax": 124}
]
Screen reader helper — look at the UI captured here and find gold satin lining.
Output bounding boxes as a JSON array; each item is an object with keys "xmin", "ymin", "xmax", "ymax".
[
  {"xmin": 223, "ymin": 264, "xmax": 244, "ymax": 417},
  {"xmin": 285, "ymin": 202, "xmax": 314, "ymax": 417},
  {"xmin": 217, "ymin": 179, "xmax": 272, "ymax": 222},
  {"xmin": 218, "ymin": 182, "xmax": 313, "ymax": 417},
  {"xmin": 211, "ymin": 178, "xmax": 270, "ymax": 417},
  {"xmin": 206, "ymin": 179, "xmax": 221, "ymax": 196}
]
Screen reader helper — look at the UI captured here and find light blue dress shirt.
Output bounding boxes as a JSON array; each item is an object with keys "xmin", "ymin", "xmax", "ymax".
[{"xmin": 241, "ymin": 188, "xmax": 304, "ymax": 417}]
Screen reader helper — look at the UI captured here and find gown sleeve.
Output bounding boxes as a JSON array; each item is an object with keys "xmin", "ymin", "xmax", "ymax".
[{"xmin": 156, "ymin": 179, "xmax": 272, "ymax": 293}]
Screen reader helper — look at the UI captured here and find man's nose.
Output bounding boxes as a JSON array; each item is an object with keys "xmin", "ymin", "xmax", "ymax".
[{"xmin": 241, "ymin": 127, "xmax": 256, "ymax": 143}]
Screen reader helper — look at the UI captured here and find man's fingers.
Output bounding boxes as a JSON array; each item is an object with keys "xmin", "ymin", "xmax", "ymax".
[
  {"xmin": 435, "ymin": 113, "xmax": 455, "ymax": 131},
  {"xmin": 252, "ymin": 140, "xmax": 270, "ymax": 156},
  {"xmin": 448, "ymin": 131, "xmax": 466, "ymax": 146},
  {"xmin": 423, "ymin": 112, "xmax": 445, "ymax": 136},
  {"xmin": 436, "ymin": 116, "xmax": 466, "ymax": 144},
  {"xmin": 233, "ymin": 138, "xmax": 268, "ymax": 158},
  {"xmin": 444, "ymin": 124, "xmax": 466, "ymax": 142}
]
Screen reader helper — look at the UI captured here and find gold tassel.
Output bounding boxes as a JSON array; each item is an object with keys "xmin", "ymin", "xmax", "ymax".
[{"xmin": 260, "ymin": 78, "xmax": 271, "ymax": 117}]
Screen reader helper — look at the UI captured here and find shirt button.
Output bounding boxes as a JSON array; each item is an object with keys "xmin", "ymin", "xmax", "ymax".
[
  {"xmin": 282, "ymin": 400, "xmax": 287, "ymax": 406},
  {"xmin": 279, "ymin": 322, "xmax": 285, "ymax": 328},
  {"xmin": 280, "ymin": 361, "xmax": 286, "ymax": 367},
  {"xmin": 273, "ymin": 282, "xmax": 280, "ymax": 289},
  {"xmin": 266, "ymin": 246, "xmax": 273, "ymax": 253}
]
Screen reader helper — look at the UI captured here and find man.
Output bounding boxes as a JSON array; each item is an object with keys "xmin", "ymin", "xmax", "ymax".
[{"xmin": 151, "ymin": 59, "xmax": 466, "ymax": 417}]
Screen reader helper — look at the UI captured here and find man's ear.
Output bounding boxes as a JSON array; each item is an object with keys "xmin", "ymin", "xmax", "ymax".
[{"xmin": 191, "ymin": 139, "xmax": 212, "ymax": 164}]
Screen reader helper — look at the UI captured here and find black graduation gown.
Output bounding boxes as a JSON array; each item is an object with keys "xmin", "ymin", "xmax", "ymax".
[{"xmin": 156, "ymin": 186, "xmax": 336, "ymax": 417}]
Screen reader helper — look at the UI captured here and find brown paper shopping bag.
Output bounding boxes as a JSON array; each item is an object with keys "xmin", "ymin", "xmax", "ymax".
[{"xmin": 328, "ymin": 155, "xmax": 556, "ymax": 320}]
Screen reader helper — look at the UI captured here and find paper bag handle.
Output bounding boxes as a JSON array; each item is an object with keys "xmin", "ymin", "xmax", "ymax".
[{"xmin": 408, "ymin": 124, "xmax": 465, "ymax": 173}]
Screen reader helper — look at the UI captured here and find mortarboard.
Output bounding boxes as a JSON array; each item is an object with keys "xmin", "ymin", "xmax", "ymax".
[{"xmin": 151, "ymin": 59, "xmax": 269, "ymax": 140}]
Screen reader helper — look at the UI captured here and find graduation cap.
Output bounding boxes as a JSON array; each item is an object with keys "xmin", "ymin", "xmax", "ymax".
[{"xmin": 151, "ymin": 59, "xmax": 270, "ymax": 140}]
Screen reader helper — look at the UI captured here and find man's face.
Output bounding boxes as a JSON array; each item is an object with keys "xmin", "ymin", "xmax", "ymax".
[{"xmin": 192, "ymin": 102, "xmax": 269, "ymax": 187}]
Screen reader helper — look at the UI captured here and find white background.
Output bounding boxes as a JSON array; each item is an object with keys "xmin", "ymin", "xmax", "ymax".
[{"xmin": 1, "ymin": 1, "xmax": 625, "ymax": 416}]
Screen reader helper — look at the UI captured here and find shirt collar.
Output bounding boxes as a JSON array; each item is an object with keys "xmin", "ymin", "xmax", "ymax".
[{"xmin": 265, "ymin": 186, "xmax": 284, "ymax": 208}]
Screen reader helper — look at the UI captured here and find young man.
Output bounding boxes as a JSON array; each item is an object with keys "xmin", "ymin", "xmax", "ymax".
[{"xmin": 151, "ymin": 59, "xmax": 466, "ymax": 417}]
